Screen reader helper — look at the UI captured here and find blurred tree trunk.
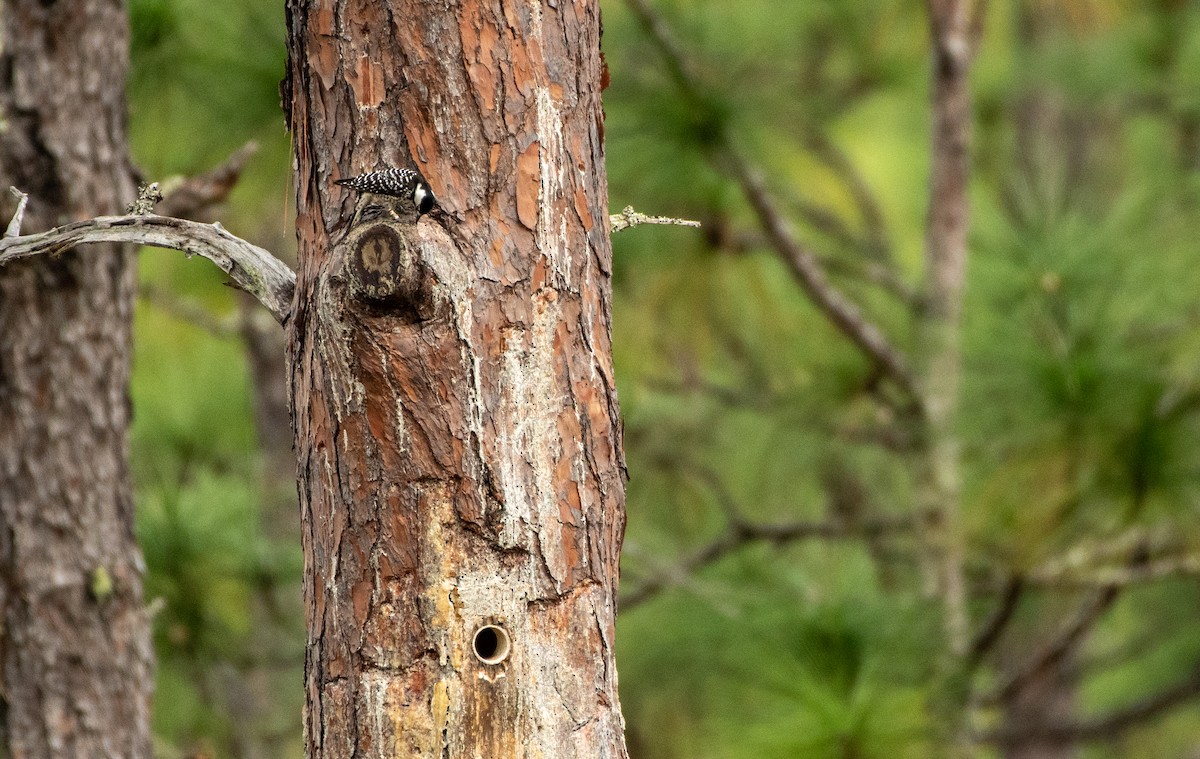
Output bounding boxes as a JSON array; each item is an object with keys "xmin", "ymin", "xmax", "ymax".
[
  {"xmin": 920, "ymin": 5, "xmax": 982, "ymax": 756},
  {"xmin": 0, "ymin": 1, "xmax": 152, "ymax": 758},
  {"xmin": 282, "ymin": 1, "xmax": 629, "ymax": 757},
  {"xmin": 920, "ymin": 0, "xmax": 981, "ymax": 662}
]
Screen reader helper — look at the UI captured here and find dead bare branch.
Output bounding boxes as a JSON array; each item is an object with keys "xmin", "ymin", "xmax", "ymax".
[
  {"xmin": 4, "ymin": 187, "xmax": 28, "ymax": 238},
  {"xmin": 609, "ymin": 205, "xmax": 701, "ymax": 233},
  {"xmin": 0, "ymin": 213, "xmax": 295, "ymax": 324}
]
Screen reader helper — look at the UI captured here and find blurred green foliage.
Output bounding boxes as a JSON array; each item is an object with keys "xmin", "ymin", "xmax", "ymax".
[
  {"xmin": 126, "ymin": 0, "xmax": 1200, "ymax": 757},
  {"xmin": 127, "ymin": 1, "xmax": 300, "ymax": 755}
]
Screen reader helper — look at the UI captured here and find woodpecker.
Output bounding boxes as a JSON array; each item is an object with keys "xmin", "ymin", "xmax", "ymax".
[{"xmin": 336, "ymin": 167, "xmax": 436, "ymax": 224}]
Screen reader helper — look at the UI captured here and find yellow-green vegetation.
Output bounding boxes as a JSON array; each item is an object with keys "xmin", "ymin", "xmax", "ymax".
[{"xmin": 128, "ymin": 1, "xmax": 1200, "ymax": 757}]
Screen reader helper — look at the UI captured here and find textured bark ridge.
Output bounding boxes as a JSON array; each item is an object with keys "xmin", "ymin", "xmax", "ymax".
[
  {"xmin": 0, "ymin": 1, "xmax": 152, "ymax": 757},
  {"xmin": 284, "ymin": 1, "xmax": 628, "ymax": 756}
]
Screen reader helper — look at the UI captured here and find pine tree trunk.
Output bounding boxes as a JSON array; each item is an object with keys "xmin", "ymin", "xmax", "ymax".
[
  {"xmin": 0, "ymin": 1, "xmax": 152, "ymax": 757},
  {"xmin": 282, "ymin": 1, "xmax": 629, "ymax": 756}
]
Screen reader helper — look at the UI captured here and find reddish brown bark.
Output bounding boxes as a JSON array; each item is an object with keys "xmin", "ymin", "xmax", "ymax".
[
  {"xmin": 283, "ymin": 1, "xmax": 628, "ymax": 756},
  {"xmin": 0, "ymin": 0, "xmax": 152, "ymax": 757}
]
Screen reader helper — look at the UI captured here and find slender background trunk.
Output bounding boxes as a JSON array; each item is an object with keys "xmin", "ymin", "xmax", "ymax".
[
  {"xmin": 921, "ymin": 0, "xmax": 979, "ymax": 661},
  {"xmin": 920, "ymin": 4, "xmax": 981, "ymax": 756},
  {"xmin": 283, "ymin": 1, "xmax": 629, "ymax": 756},
  {"xmin": 0, "ymin": 1, "xmax": 152, "ymax": 757}
]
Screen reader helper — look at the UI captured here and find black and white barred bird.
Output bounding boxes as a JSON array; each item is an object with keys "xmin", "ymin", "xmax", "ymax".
[{"xmin": 336, "ymin": 167, "xmax": 436, "ymax": 224}]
